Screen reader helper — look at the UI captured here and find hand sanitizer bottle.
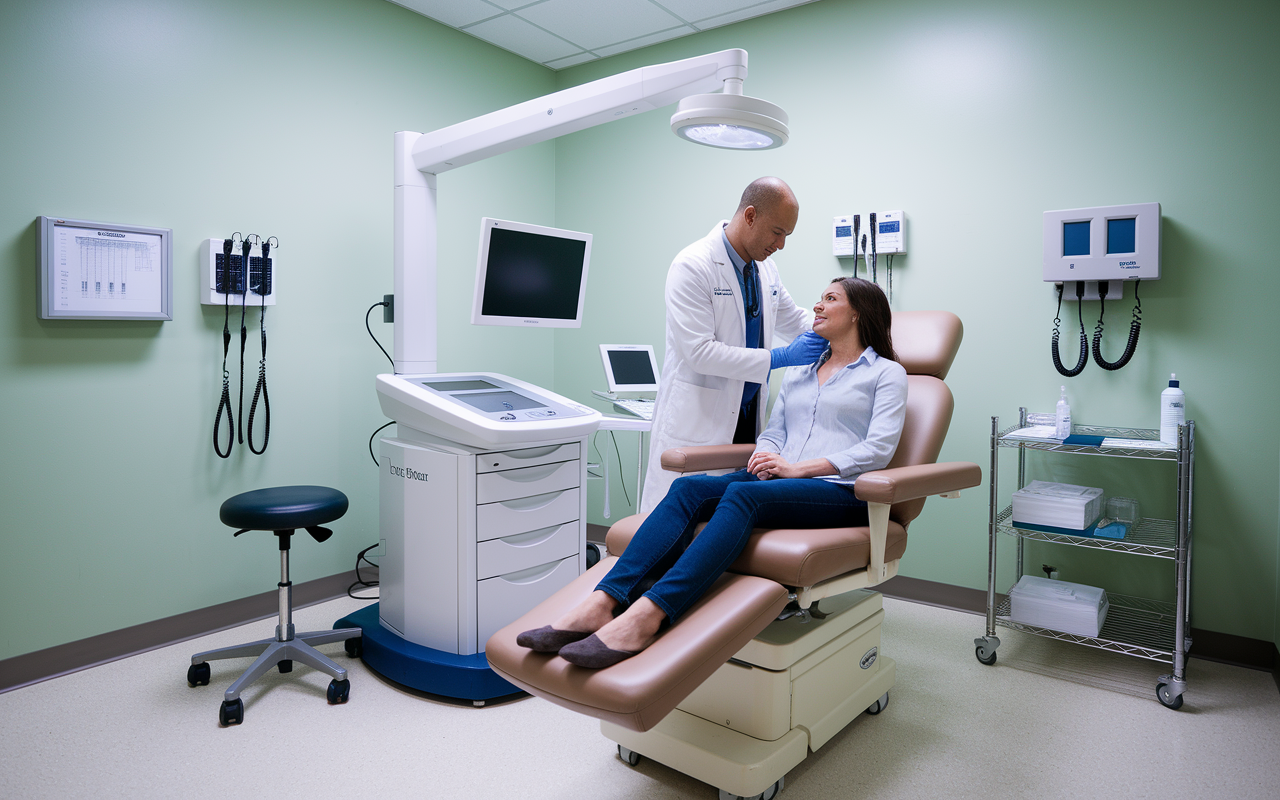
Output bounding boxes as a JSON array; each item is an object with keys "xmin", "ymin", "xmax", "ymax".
[
  {"xmin": 1160, "ymin": 374, "xmax": 1185, "ymax": 444},
  {"xmin": 1055, "ymin": 386, "xmax": 1071, "ymax": 440}
]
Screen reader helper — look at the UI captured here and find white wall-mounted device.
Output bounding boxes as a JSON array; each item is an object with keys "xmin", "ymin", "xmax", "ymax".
[
  {"xmin": 833, "ymin": 215, "xmax": 856, "ymax": 257},
  {"xmin": 876, "ymin": 210, "xmax": 906, "ymax": 255},
  {"xmin": 1043, "ymin": 203, "xmax": 1160, "ymax": 283},
  {"xmin": 201, "ymin": 238, "xmax": 276, "ymax": 306}
]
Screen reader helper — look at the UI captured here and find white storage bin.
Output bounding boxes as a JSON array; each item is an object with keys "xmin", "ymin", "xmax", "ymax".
[
  {"xmin": 1007, "ymin": 576, "xmax": 1109, "ymax": 638},
  {"xmin": 1011, "ymin": 481, "xmax": 1104, "ymax": 530}
]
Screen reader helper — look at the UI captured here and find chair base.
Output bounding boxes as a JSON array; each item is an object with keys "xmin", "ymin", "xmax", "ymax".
[
  {"xmin": 335, "ymin": 603, "xmax": 521, "ymax": 703},
  {"xmin": 192, "ymin": 627, "xmax": 361, "ymax": 702},
  {"xmin": 602, "ymin": 590, "xmax": 896, "ymax": 799}
]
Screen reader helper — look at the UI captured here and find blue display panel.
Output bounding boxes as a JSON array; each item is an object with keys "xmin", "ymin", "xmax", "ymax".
[
  {"xmin": 1106, "ymin": 217, "xmax": 1136, "ymax": 254},
  {"xmin": 835, "ymin": 225, "xmax": 851, "ymax": 237},
  {"xmin": 1063, "ymin": 221, "xmax": 1090, "ymax": 256},
  {"xmin": 878, "ymin": 220, "xmax": 900, "ymax": 234}
]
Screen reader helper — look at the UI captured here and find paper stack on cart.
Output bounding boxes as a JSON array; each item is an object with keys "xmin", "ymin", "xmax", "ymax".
[
  {"xmin": 1011, "ymin": 481, "xmax": 1103, "ymax": 531},
  {"xmin": 1007, "ymin": 576, "xmax": 1109, "ymax": 637}
]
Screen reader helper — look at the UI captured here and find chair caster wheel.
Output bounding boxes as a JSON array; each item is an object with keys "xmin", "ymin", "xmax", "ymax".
[
  {"xmin": 618, "ymin": 745, "xmax": 640, "ymax": 766},
  {"xmin": 344, "ymin": 637, "xmax": 363, "ymax": 658},
  {"xmin": 278, "ymin": 659, "xmax": 293, "ymax": 674},
  {"xmin": 328, "ymin": 678, "xmax": 351, "ymax": 704},
  {"xmin": 219, "ymin": 698, "xmax": 244, "ymax": 726},
  {"xmin": 187, "ymin": 662, "xmax": 210, "ymax": 687}
]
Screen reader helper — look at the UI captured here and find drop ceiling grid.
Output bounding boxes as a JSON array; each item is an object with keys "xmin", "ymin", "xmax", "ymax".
[{"xmin": 391, "ymin": 0, "xmax": 819, "ymax": 68}]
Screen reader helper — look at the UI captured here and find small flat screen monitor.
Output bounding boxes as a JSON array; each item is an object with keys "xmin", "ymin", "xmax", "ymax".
[
  {"xmin": 471, "ymin": 217, "xmax": 592, "ymax": 328},
  {"xmin": 599, "ymin": 344, "xmax": 660, "ymax": 393}
]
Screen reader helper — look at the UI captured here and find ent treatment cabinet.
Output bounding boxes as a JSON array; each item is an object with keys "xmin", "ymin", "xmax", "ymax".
[
  {"xmin": 380, "ymin": 428, "xmax": 587, "ymax": 657},
  {"xmin": 974, "ymin": 409, "xmax": 1195, "ymax": 709}
]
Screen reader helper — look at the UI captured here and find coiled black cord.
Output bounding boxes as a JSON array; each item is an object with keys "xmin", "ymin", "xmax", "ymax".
[
  {"xmin": 247, "ymin": 240, "xmax": 272, "ymax": 454},
  {"xmin": 1051, "ymin": 282, "xmax": 1088, "ymax": 377},
  {"xmin": 1092, "ymin": 279, "xmax": 1142, "ymax": 371},
  {"xmin": 236, "ymin": 238, "xmax": 252, "ymax": 445},
  {"xmin": 214, "ymin": 237, "xmax": 237, "ymax": 458}
]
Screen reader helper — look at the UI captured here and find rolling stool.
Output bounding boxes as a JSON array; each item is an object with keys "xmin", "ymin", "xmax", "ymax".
[{"xmin": 187, "ymin": 485, "xmax": 363, "ymax": 726}]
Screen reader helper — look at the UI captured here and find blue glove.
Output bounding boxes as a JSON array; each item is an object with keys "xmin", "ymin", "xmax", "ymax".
[{"xmin": 770, "ymin": 330, "xmax": 827, "ymax": 369}]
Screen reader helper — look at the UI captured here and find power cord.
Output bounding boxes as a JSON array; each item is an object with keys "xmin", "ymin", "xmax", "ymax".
[
  {"xmin": 1051, "ymin": 282, "xmax": 1088, "ymax": 377},
  {"xmin": 365, "ymin": 298, "xmax": 395, "ymax": 466},
  {"xmin": 347, "ymin": 543, "xmax": 380, "ymax": 600}
]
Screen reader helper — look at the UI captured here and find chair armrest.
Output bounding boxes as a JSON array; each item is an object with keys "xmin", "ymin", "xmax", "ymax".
[
  {"xmin": 661, "ymin": 444, "xmax": 757, "ymax": 473},
  {"xmin": 854, "ymin": 462, "xmax": 982, "ymax": 505}
]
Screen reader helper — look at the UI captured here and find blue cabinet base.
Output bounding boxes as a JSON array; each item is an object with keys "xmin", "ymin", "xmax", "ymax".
[{"xmin": 334, "ymin": 603, "xmax": 521, "ymax": 702}]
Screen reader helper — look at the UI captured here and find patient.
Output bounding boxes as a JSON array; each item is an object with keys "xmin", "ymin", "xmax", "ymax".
[{"xmin": 518, "ymin": 277, "xmax": 907, "ymax": 668}]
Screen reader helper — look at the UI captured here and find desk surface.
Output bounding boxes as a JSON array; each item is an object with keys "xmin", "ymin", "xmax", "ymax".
[{"xmin": 597, "ymin": 414, "xmax": 651, "ymax": 432}]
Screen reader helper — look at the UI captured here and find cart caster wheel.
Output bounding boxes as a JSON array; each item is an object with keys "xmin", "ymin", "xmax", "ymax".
[
  {"xmin": 586, "ymin": 542, "xmax": 602, "ymax": 570},
  {"xmin": 344, "ymin": 637, "xmax": 363, "ymax": 658},
  {"xmin": 1156, "ymin": 683, "xmax": 1184, "ymax": 710},
  {"xmin": 187, "ymin": 662, "xmax": 210, "ymax": 687},
  {"xmin": 618, "ymin": 745, "xmax": 640, "ymax": 766},
  {"xmin": 327, "ymin": 678, "xmax": 351, "ymax": 705},
  {"xmin": 718, "ymin": 778, "xmax": 783, "ymax": 800},
  {"xmin": 866, "ymin": 692, "xmax": 889, "ymax": 715},
  {"xmin": 219, "ymin": 698, "xmax": 244, "ymax": 726},
  {"xmin": 278, "ymin": 659, "xmax": 293, "ymax": 674},
  {"xmin": 975, "ymin": 645, "xmax": 997, "ymax": 666}
]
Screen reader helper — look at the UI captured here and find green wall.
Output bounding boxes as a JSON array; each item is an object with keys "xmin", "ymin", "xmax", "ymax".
[
  {"xmin": 552, "ymin": 0, "xmax": 1280, "ymax": 642},
  {"xmin": 0, "ymin": 0, "xmax": 558, "ymax": 660},
  {"xmin": 3, "ymin": 0, "xmax": 1277, "ymax": 661}
]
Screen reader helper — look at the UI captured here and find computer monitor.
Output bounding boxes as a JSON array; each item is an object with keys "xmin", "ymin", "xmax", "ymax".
[
  {"xmin": 599, "ymin": 344, "xmax": 660, "ymax": 393},
  {"xmin": 471, "ymin": 217, "xmax": 592, "ymax": 328}
]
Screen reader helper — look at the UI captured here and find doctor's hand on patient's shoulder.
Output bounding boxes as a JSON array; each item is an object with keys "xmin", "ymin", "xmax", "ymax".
[{"xmin": 770, "ymin": 330, "xmax": 827, "ymax": 369}]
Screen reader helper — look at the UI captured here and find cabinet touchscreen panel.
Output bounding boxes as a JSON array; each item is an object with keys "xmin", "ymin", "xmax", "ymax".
[{"xmin": 455, "ymin": 391, "xmax": 546, "ymax": 412}]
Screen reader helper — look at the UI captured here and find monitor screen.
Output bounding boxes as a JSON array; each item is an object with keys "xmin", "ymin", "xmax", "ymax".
[
  {"xmin": 599, "ymin": 344, "xmax": 660, "ymax": 392},
  {"xmin": 471, "ymin": 218, "xmax": 592, "ymax": 328}
]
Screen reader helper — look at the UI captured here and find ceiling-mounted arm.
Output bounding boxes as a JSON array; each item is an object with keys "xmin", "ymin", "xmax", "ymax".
[{"xmin": 412, "ymin": 49, "xmax": 749, "ymax": 175}]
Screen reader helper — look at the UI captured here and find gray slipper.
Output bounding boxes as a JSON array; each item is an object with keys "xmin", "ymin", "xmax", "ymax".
[
  {"xmin": 515, "ymin": 625, "xmax": 591, "ymax": 653},
  {"xmin": 558, "ymin": 634, "xmax": 639, "ymax": 669}
]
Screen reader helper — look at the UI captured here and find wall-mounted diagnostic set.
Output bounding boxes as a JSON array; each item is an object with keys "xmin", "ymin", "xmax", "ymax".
[
  {"xmin": 1044, "ymin": 203, "xmax": 1160, "ymax": 376},
  {"xmin": 833, "ymin": 210, "xmax": 906, "ymax": 300}
]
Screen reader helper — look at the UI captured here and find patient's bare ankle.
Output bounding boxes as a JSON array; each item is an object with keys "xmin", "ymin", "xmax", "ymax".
[
  {"xmin": 552, "ymin": 591, "xmax": 617, "ymax": 633},
  {"xmin": 595, "ymin": 598, "xmax": 666, "ymax": 653}
]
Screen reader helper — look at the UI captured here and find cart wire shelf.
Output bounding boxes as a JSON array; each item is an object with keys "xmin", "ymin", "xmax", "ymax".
[
  {"xmin": 995, "ymin": 591, "xmax": 1178, "ymax": 663},
  {"xmin": 997, "ymin": 414, "xmax": 1180, "ymax": 462},
  {"xmin": 996, "ymin": 505, "xmax": 1177, "ymax": 558}
]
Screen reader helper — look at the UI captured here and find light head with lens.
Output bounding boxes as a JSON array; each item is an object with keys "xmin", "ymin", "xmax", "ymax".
[{"xmin": 670, "ymin": 92, "xmax": 789, "ymax": 151}]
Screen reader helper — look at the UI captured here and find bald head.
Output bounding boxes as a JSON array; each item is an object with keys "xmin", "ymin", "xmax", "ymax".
[
  {"xmin": 734, "ymin": 177, "xmax": 797, "ymax": 219},
  {"xmin": 724, "ymin": 177, "xmax": 799, "ymax": 264}
]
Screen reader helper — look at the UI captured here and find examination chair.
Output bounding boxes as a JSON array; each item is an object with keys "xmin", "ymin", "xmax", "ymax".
[{"xmin": 486, "ymin": 310, "xmax": 981, "ymax": 799}]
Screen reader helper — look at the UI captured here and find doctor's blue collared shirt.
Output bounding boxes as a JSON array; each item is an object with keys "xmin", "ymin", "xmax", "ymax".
[
  {"xmin": 754, "ymin": 346, "xmax": 908, "ymax": 485},
  {"xmin": 720, "ymin": 226, "xmax": 764, "ymax": 409}
]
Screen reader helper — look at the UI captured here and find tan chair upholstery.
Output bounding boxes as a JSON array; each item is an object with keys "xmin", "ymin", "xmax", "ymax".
[{"xmin": 487, "ymin": 310, "xmax": 980, "ymax": 732}]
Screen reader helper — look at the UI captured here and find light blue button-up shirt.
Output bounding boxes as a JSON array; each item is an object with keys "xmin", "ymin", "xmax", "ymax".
[{"xmin": 754, "ymin": 346, "xmax": 908, "ymax": 485}]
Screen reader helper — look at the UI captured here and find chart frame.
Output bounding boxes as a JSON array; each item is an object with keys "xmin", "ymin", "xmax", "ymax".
[{"xmin": 37, "ymin": 216, "xmax": 173, "ymax": 320}]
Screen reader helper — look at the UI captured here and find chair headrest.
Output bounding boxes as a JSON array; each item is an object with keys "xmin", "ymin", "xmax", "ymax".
[{"xmin": 890, "ymin": 310, "xmax": 963, "ymax": 380}]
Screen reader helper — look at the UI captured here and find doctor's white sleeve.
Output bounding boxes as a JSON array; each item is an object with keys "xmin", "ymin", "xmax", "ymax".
[{"xmin": 666, "ymin": 263, "xmax": 772, "ymax": 383}]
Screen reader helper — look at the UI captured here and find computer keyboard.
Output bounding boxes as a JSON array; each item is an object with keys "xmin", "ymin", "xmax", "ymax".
[{"xmin": 613, "ymin": 398, "xmax": 654, "ymax": 420}]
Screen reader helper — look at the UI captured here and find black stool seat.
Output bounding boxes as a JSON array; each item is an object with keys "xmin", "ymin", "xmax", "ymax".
[{"xmin": 220, "ymin": 485, "xmax": 348, "ymax": 531}]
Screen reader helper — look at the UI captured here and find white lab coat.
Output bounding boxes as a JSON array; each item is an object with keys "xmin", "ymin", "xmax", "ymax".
[{"xmin": 640, "ymin": 222, "xmax": 812, "ymax": 513}]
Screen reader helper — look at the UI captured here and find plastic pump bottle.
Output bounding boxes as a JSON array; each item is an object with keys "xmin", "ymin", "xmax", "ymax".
[
  {"xmin": 1055, "ymin": 386, "xmax": 1071, "ymax": 440},
  {"xmin": 1160, "ymin": 374, "xmax": 1185, "ymax": 444}
]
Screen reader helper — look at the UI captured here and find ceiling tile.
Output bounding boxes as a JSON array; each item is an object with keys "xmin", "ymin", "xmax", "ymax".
[
  {"xmin": 544, "ymin": 52, "xmax": 598, "ymax": 69},
  {"xmin": 483, "ymin": 0, "xmax": 546, "ymax": 9},
  {"xmin": 387, "ymin": 0, "xmax": 503, "ymax": 28},
  {"xmin": 463, "ymin": 13, "xmax": 582, "ymax": 63},
  {"xmin": 517, "ymin": 0, "xmax": 684, "ymax": 51},
  {"xmin": 593, "ymin": 26, "xmax": 698, "ymax": 58},
  {"xmin": 688, "ymin": 0, "xmax": 816, "ymax": 28}
]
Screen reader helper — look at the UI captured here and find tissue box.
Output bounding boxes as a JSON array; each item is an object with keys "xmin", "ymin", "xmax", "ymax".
[
  {"xmin": 1011, "ymin": 481, "xmax": 1104, "ymax": 531},
  {"xmin": 1007, "ymin": 576, "xmax": 1109, "ymax": 638}
]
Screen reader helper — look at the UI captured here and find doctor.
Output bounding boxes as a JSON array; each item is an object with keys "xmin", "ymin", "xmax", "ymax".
[{"xmin": 641, "ymin": 177, "xmax": 824, "ymax": 513}]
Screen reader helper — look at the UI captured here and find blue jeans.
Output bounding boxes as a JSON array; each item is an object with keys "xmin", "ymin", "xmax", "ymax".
[{"xmin": 596, "ymin": 470, "xmax": 868, "ymax": 623}]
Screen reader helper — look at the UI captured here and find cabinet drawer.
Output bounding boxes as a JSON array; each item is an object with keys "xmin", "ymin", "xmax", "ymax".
[
  {"xmin": 476, "ymin": 488, "xmax": 580, "ymax": 542},
  {"xmin": 477, "ymin": 522, "xmax": 579, "ymax": 580},
  {"xmin": 477, "ymin": 556, "xmax": 579, "ymax": 650},
  {"xmin": 477, "ymin": 459, "xmax": 580, "ymax": 505},
  {"xmin": 477, "ymin": 442, "xmax": 580, "ymax": 474}
]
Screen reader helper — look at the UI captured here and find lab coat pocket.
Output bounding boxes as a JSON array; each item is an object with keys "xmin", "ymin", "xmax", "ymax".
[{"xmin": 662, "ymin": 379, "xmax": 721, "ymax": 444}]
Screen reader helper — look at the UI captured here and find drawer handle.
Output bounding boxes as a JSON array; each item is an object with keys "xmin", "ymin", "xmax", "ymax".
[
  {"xmin": 497, "ymin": 560, "xmax": 563, "ymax": 585},
  {"xmin": 500, "ymin": 525, "xmax": 566, "ymax": 548},
  {"xmin": 501, "ymin": 444, "xmax": 566, "ymax": 461},
  {"xmin": 498, "ymin": 490, "xmax": 568, "ymax": 512},
  {"xmin": 493, "ymin": 462, "xmax": 563, "ymax": 483}
]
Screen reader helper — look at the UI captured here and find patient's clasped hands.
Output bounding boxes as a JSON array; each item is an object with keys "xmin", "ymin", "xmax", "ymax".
[{"xmin": 747, "ymin": 451, "xmax": 800, "ymax": 479}]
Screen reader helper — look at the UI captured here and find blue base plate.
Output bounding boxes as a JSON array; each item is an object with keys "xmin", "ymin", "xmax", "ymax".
[{"xmin": 334, "ymin": 603, "xmax": 520, "ymax": 701}]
